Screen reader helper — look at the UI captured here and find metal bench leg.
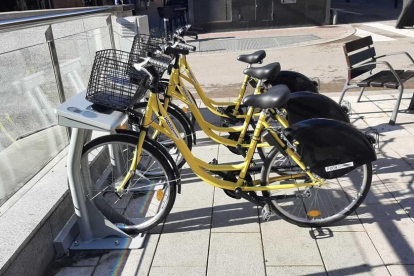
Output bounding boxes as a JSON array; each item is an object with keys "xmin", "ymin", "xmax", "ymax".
[
  {"xmin": 408, "ymin": 92, "xmax": 414, "ymax": 110},
  {"xmin": 338, "ymin": 83, "xmax": 349, "ymax": 104},
  {"xmin": 357, "ymin": 87, "xmax": 366, "ymax": 103},
  {"xmin": 389, "ymin": 86, "xmax": 404, "ymax": 125}
]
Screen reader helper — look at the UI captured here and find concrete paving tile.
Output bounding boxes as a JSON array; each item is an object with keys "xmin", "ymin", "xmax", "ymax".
[
  {"xmin": 372, "ymin": 101, "xmax": 396, "ymax": 113},
  {"xmin": 212, "ymin": 191, "xmax": 260, "ymax": 233},
  {"xmin": 403, "ymin": 125, "xmax": 414, "ymax": 137},
  {"xmin": 92, "ymin": 234, "xmax": 160, "ymax": 276},
  {"xmin": 382, "ymin": 182, "xmax": 414, "ymax": 201},
  {"xmin": 55, "ymin": 267, "xmax": 95, "ymax": 276},
  {"xmin": 358, "ymin": 204, "xmax": 414, "ymax": 265},
  {"xmin": 266, "ymin": 266, "xmax": 327, "ymax": 276},
  {"xmin": 378, "ymin": 128, "xmax": 413, "ymax": 139},
  {"xmin": 317, "ymin": 232, "xmax": 389, "ymax": 276},
  {"xmin": 207, "ymin": 233, "xmax": 265, "ymax": 276},
  {"xmin": 386, "ymin": 112, "xmax": 414, "ymax": 124},
  {"xmin": 397, "ymin": 197, "xmax": 414, "ymax": 219},
  {"xmin": 174, "ymin": 179, "xmax": 214, "ymax": 209},
  {"xmin": 373, "ymin": 151, "xmax": 414, "ymax": 184},
  {"xmin": 356, "ymin": 111, "xmax": 390, "ymax": 119},
  {"xmin": 364, "ymin": 117, "xmax": 395, "ymax": 128},
  {"xmin": 149, "ymin": 266, "xmax": 206, "ymax": 276},
  {"xmin": 351, "ymin": 118, "xmax": 371, "ymax": 130},
  {"xmin": 321, "ymin": 213, "xmax": 365, "ymax": 232},
  {"xmin": 163, "ymin": 207, "xmax": 212, "ymax": 233},
  {"xmin": 387, "ymin": 265, "xmax": 414, "ymax": 276},
  {"xmin": 365, "ymin": 94, "xmax": 395, "ymax": 102},
  {"xmin": 351, "ymin": 101, "xmax": 383, "ymax": 114},
  {"xmin": 387, "ymin": 137, "xmax": 414, "ymax": 166},
  {"xmin": 261, "ymin": 217, "xmax": 323, "ymax": 266},
  {"xmin": 152, "ymin": 230, "xmax": 210, "ymax": 267},
  {"xmin": 362, "ymin": 181, "xmax": 398, "ymax": 206}
]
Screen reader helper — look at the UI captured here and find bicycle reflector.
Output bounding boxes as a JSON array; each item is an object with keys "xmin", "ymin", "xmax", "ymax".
[
  {"xmin": 307, "ymin": 210, "xmax": 321, "ymax": 218},
  {"xmin": 156, "ymin": 190, "xmax": 164, "ymax": 201}
]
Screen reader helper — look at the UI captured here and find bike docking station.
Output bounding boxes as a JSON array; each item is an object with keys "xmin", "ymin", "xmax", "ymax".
[{"xmin": 53, "ymin": 91, "xmax": 147, "ymax": 256}]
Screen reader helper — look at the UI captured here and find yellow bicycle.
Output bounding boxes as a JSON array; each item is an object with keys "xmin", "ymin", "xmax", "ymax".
[
  {"xmin": 129, "ymin": 32, "xmax": 349, "ymax": 166},
  {"xmin": 81, "ymin": 52, "xmax": 377, "ymax": 232}
]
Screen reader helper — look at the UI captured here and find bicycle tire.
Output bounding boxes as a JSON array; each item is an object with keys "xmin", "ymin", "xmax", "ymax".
[
  {"xmin": 81, "ymin": 134, "xmax": 177, "ymax": 233},
  {"xmin": 260, "ymin": 147, "xmax": 372, "ymax": 227}
]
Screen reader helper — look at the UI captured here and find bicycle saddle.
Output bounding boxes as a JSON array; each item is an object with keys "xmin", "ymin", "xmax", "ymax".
[
  {"xmin": 242, "ymin": 84, "xmax": 290, "ymax": 109},
  {"xmin": 243, "ymin": 62, "xmax": 281, "ymax": 80},
  {"xmin": 237, "ymin": 50, "xmax": 266, "ymax": 64}
]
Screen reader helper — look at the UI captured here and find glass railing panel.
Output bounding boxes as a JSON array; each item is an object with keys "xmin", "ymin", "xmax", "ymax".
[
  {"xmin": 0, "ymin": 13, "xmax": 114, "ymax": 207},
  {"xmin": 54, "ymin": 18, "xmax": 112, "ymax": 99},
  {"xmin": 0, "ymin": 43, "xmax": 69, "ymax": 206}
]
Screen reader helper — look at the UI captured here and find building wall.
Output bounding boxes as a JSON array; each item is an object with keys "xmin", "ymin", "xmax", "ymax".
[
  {"xmin": 53, "ymin": 0, "xmax": 84, "ymax": 9},
  {"xmin": 190, "ymin": 0, "xmax": 329, "ymax": 32}
]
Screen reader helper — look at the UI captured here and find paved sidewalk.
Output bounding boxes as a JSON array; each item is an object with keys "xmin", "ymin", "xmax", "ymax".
[
  {"xmin": 191, "ymin": 25, "xmax": 355, "ymax": 54},
  {"xmin": 46, "ymin": 90, "xmax": 414, "ymax": 276}
]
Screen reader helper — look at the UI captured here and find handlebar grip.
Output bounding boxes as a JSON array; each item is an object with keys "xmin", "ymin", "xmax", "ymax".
[
  {"xmin": 165, "ymin": 47, "xmax": 189, "ymax": 56},
  {"xmin": 149, "ymin": 57, "xmax": 171, "ymax": 69},
  {"xmin": 173, "ymin": 33, "xmax": 185, "ymax": 41},
  {"xmin": 181, "ymin": 31, "xmax": 198, "ymax": 39},
  {"xmin": 177, "ymin": 42, "xmax": 196, "ymax": 52}
]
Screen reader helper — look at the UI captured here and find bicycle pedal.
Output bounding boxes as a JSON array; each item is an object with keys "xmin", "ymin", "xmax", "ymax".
[
  {"xmin": 261, "ymin": 204, "xmax": 273, "ymax": 222},
  {"xmin": 209, "ymin": 158, "xmax": 218, "ymax": 165}
]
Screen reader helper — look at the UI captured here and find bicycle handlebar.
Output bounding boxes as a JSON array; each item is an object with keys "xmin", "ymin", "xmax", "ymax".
[
  {"xmin": 165, "ymin": 46, "xmax": 189, "ymax": 56},
  {"xmin": 176, "ymin": 42, "xmax": 196, "ymax": 52},
  {"xmin": 149, "ymin": 57, "xmax": 171, "ymax": 69}
]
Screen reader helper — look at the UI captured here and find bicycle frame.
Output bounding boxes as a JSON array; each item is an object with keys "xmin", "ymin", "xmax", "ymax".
[
  {"xmin": 117, "ymin": 91, "xmax": 322, "ymax": 193},
  {"xmin": 155, "ymin": 55, "xmax": 288, "ymax": 147},
  {"xmin": 176, "ymin": 55, "xmax": 250, "ymax": 118}
]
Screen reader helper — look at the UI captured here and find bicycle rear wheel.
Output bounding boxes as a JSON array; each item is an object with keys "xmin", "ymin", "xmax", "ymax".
[
  {"xmin": 260, "ymin": 147, "xmax": 372, "ymax": 227},
  {"xmin": 81, "ymin": 134, "xmax": 177, "ymax": 233}
]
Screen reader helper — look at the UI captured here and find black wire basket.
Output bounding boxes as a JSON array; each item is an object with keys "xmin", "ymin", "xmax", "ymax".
[
  {"xmin": 86, "ymin": 49, "xmax": 149, "ymax": 111},
  {"xmin": 130, "ymin": 33, "xmax": 172, "ymax": 77}
]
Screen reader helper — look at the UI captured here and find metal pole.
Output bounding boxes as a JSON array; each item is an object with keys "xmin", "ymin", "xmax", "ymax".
[
  {"xmin": 46, "ymin": 25, "xmax": 66, "ymax": 104},
  {"xmin": 332, "ymin": 9, "xmax": 338, "ymax": 25},
  {"xmin": 164, "ymin": 18, "xmax": 169, "ymax": 35},
  {"xmin": 45, "ymin": 25, "xmax": 71, "ymax": 137},
  {"xmin": 106, "ymin": 15, "xmax": 116, "ymax": 49}
]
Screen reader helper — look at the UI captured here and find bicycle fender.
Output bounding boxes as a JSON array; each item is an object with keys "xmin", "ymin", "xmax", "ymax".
[
  {"xmin": 115, "ymin": 130, "xmax": 182, "ymax": 194},
  {"xmin": 266, "ymin": 71, "xmax": 319, "ymax": 93},
  {"xmin": 286, "ymin": 119, "xmax": 377, "ymax": 179},
  {"xmin": 286, "ymin": 92, "xmax": 350, "ymax": 125}
]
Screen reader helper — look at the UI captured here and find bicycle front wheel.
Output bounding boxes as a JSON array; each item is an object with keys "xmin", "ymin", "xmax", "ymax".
[
  {"xmin": 260, "ymin": 147, "xmax": 372, "ymax": 227},
  {"xmin": 81, "ymin": 134, "xmax": 177, "ymax": 233},
  {"xmin": 132, "ymin": 102, "xmax": 193, "ymax": 169}
]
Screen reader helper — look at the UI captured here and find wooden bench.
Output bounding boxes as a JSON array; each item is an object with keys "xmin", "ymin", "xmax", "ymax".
[{"xmin": 338, "ymin": 36, "xmax": 414, "ymax": 125}]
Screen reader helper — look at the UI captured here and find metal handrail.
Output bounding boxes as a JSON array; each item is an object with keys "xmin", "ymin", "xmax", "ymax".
[{"xmin": 0, "ymin": 8, "xmax": 112, "ymax": 33}]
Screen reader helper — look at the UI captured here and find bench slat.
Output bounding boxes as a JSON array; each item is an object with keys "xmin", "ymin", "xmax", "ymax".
[
  {"xmin": 384, "ymin": 70, "xmax": 414, "ymax": 89},
  {"xmin": 348, "ymin": 48, "xmax": 376, "ymax": 67},
  {"xmin": 370, "ymin": 70, "xmax": 404, "ymax": 87},
  {"xmin": 349, "ymin": 63, "xmax": 376, "ymax": 79},
  {"xmin": 357, "ymin": 70, "xmax": 390, "ymax": 87},
  {"xmin": 344, "ymin": 36, "xmax": 373, "ymax": 53}
]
